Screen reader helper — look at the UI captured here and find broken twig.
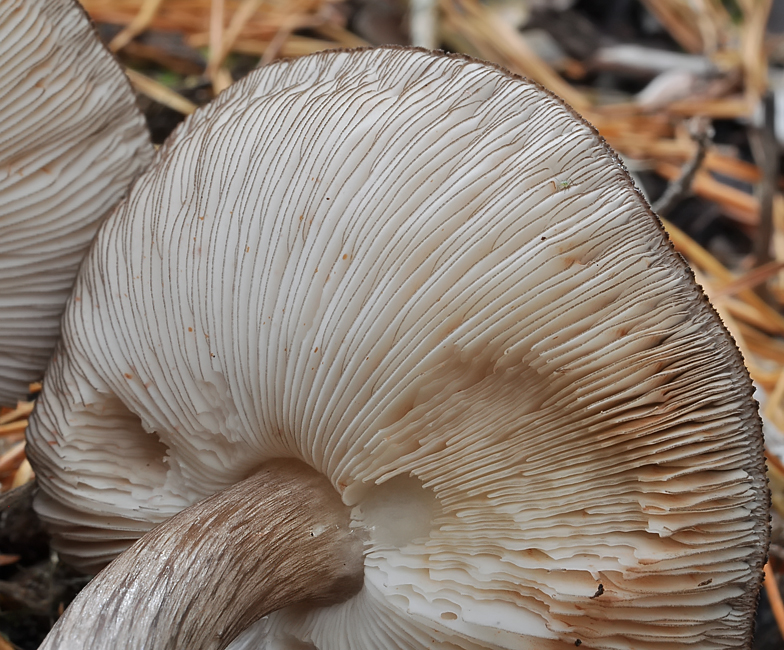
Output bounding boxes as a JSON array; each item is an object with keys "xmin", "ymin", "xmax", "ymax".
[
  {"xmin": 749, "ymin": 92, "xmax": 778, "ymax": 267},
  {"xmin": 653, "ymin": 118, "xmax": 713, "ymax": 217}
]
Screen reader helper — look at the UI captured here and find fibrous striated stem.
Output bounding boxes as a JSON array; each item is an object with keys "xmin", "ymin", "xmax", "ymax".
[{"xmin": 39, "ymin": 460, "xmax": 365, "ymax": 650}]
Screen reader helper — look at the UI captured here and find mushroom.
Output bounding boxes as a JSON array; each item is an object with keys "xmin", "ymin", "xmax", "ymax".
[
  {"xmin": 0, "ymin": 0, "xmax": 153, "ymax": 403},
  {"xmin": 28, "ymin": 47, "xmax": 768, "ymax": 649}
]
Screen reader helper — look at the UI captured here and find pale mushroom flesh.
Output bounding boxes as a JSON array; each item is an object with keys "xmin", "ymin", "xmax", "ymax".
[
  {"xmin": 0, "ymin": 0, "xmax": 153, "ymax": 402},
  {"xmin": 27, "ymin": 47, "xmax": 768, "ymax": 649}
]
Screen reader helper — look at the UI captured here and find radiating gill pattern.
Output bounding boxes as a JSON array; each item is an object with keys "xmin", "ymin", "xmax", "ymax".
[
  {"xmin": 26, "ymin": 48, "xmax": 766, "ymax": 648},
  {"xmin": 0, "ymin": 0, "xmax": 153, "ymax": 402}
]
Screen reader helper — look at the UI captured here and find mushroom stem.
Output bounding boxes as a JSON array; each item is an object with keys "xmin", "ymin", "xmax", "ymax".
[{"xmin": 39, "ymin": 459, "xmax": 365, "ymax": 650}]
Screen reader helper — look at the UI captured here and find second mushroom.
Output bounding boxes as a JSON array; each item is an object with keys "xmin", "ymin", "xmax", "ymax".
[{"xmin": 28, "ymin": 47, "xmax": 768, "ymax": 650}]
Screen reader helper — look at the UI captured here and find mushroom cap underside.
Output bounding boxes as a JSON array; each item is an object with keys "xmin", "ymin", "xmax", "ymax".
[
  {"xmin": 27, "ymin": 47, "xmax": 768, "ymax": 649},
  {"xmin": 0, "ymin": 0, "xmax": 153, "ymax": 402}
]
